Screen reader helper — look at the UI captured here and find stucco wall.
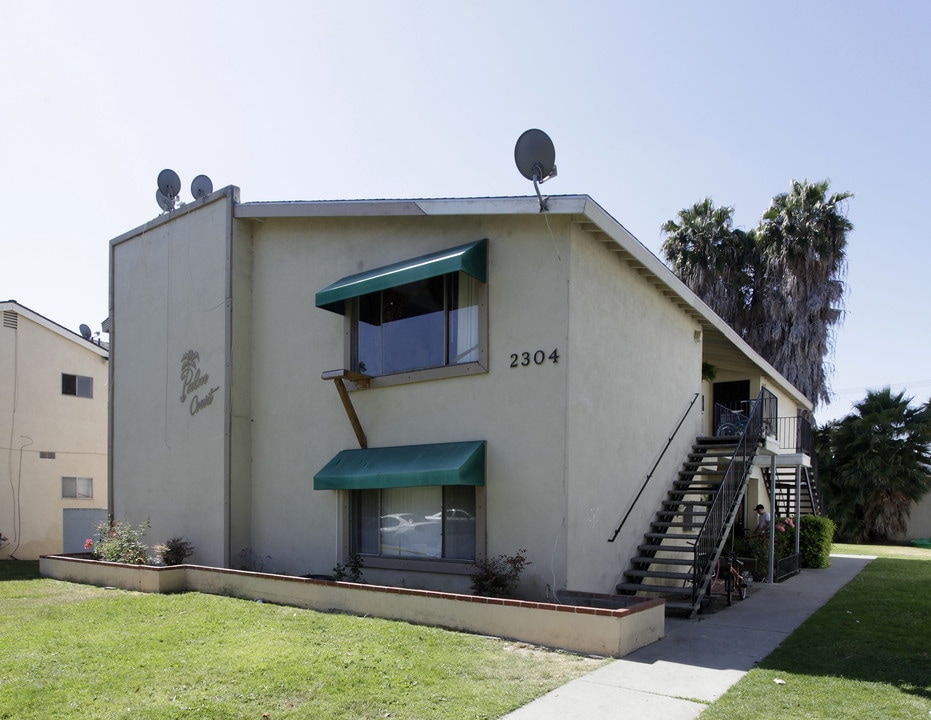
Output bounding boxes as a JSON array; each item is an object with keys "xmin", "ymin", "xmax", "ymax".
[
  {"xmin": 564, "ymin": 228, "xmax": 703, "ymax": 593},
  {"xmin": 0, "ymin": 311, "xmax": 108, "ymax": 559},
  {"xmin": 245, "ymin": 214, "xmax": 574, "ymax": 593},
  {"xmin": 110, "ymin": 196, "xmax": 233, "ymax": 565}
]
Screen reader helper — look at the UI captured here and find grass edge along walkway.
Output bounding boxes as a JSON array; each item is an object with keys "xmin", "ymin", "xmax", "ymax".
[
  {"xmin": 700, "ymin": 545, "xmax": 931, "ymax": 719},
  {"xmin": 0, "ymin": 560, "xmax": 606, "ymax": 720}
]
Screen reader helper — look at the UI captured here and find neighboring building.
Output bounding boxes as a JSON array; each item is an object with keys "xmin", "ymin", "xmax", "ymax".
[
  {"xmin": 0, "ymin": 301, "xmax": 109, "ymax": 560},
  {"xmin": 108, "ymin": 187, "xmax": 817, "ymax": 608}
]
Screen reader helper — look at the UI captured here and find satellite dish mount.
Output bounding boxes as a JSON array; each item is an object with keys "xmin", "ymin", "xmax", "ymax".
[{"xmin": 514, "ymin": 129, "xmax": 557, "ymax": 212}]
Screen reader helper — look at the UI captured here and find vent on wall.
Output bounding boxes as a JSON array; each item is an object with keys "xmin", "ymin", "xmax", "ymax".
[
  {"xmin": 2, "ymin": 311, "xmax": 17, "ymax": 329},
  {"xmin": 40, "ymin": 451, "xmax": 56, "ymax": 460}
]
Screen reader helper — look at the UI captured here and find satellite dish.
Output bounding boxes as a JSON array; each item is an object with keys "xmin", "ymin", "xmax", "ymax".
[
  {"xmin": 514, "ymin": 129, "xmax": 557, "ymax": 211},
  {"xmin": 191, "ymin": 174, "xmax": 213, "ymax": 200},
  {"xmin": 156, "ymin": 189, "xmax": 174, "ymax": 212},
  {"xmin": 79, "ymin": 324, "xmax": 92, "ymax": 340},
  {"xmin": 157, "ymin": 169, "xmax": 181, "ymax": 198}
]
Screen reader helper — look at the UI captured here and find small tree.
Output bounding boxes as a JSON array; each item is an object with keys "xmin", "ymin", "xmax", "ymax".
[{"xmin": 820, "ymin": 388, "xmax": 931, "ymax": 542}]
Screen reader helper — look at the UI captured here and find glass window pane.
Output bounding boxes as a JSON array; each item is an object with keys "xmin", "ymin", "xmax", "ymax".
[
  {"xmin": 77, "ymin": 376, "xmax": 93, "ymax": 398},
  {"xmin": 380, "ymin": 486, "xmax": 442, "ymax": 559},
  {"xmin": 448, "ymin": 272, "xmax": 479, "ymax": 365},
  {"xmin": 357, "ymin": 294, "xmax": 382, "ymax": 376},
  {"xmin": 62, "ymin": 374, "xmax": 77, "ymax": 396},
  {"xmin": 381, "ymin": 278, "xmax": 445, "ymax": 374},
  {"xmin": 62, "ymin": 477, "xmax": 76, "ymax": 498},
  {"xmin": 352, "ymin": 489, "xmax": 380, "ymax": 555},
  {"xmin": 443, "ymin": 486, "xmax": 476, "ymax": 560},
  {"xmin": 76, "ymin": 478, "xmax": 93, "ymax": 499}
]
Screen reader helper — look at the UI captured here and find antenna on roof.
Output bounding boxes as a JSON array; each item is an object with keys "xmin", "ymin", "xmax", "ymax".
[
  {"xmin": 514, "ymin": 129, "xmax": 557, "ymax": 212},
  {"xmin": 156, "ymin": 169, "xmax": 181, "ymax": 212},
  {"xmin": 79, "ymin": 324, "xmax": 92, "ymax": 340},
  {"xmin": 155, "ymin": 170, "xmax": 214, "ymax": 211},
  {"xmin": 191, "ymin": 174, "xmax": 213, "ymax": 200}
]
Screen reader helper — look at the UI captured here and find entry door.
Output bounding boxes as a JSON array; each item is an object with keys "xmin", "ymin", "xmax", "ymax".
[{"xmin": 712, "ymin": 380, "xmax": 750, "ymax": 432}]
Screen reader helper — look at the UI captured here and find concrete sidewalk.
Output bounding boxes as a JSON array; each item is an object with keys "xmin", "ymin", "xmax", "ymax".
[{"xmin": 502, "ymin": 555, "xmax": 874, "ymax": 719}]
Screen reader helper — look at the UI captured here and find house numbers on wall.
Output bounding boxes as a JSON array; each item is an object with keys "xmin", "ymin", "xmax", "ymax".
[
  {"xmin": 509, "ymin": 348, "xmax": 560, "ymax": 368},
  {"xmin": 180, "ymin": 349, "xmax": 220, "ymax": 417}
]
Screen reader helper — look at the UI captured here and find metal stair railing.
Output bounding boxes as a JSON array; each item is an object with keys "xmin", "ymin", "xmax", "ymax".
[
  {"xmin": 689, "ymin": 387, "xmax": 776, "ymax": 613},
  {"xmin": 608, "ymin": 392, "xmax": 701, "ymax": 543}
]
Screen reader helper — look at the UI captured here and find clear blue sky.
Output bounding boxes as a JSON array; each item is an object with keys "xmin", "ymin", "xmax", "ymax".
[{"xmin": 2, "ymin": 1, "xmax": 928, "ymax": 424}]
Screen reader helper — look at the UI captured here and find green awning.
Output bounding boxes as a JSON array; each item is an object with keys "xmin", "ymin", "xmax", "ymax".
[
  {"xmin": 313, "ymin": 440, "xmax": 486, "ymax": 490},
  {"xmin": 315, "ymin": 239, "xmax": 487, "ymax": 315}
]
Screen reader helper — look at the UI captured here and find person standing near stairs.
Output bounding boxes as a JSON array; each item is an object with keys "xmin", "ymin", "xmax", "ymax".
[
  {"xmin": 750, "ymin": 505, "xmax": 773, "ymax": 537},
  {"xmin": 751, "ymin": 504, "xmax": 771, "ymax": 537}
]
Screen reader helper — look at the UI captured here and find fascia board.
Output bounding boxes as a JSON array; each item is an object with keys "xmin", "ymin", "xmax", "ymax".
[{"xmin": 576, "ymin": 197, "xmax": 813, "ymax": 411}]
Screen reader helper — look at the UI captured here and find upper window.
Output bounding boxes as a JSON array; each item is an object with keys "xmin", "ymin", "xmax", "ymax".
[
  {"xmin": 315, "ymin": 239, "xmax": 487, "ymax": 383},
  {"xmin": 62, "ymin": 477, "xmax": 93, "ymax": 499},
  {"xmin": 62, "ymin": 373, "xmax": 93, "ymax": 398},
  {"xmin": 354, "ymin": 272, "xmax": 480, "ymax": 376}
]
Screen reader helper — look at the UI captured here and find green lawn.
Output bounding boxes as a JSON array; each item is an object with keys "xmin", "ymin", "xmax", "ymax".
[
  {"xmin": 0, "ymin": 561, "xmax": 604, "ymax": 719},
  {"xmin": 701, "ymin": 545, "xmax": 931, "ymax": 719}
]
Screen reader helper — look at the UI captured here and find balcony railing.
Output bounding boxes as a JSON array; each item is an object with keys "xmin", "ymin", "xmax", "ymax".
[{"xmin": 775, "ymin": 414, "xmax": 814, "ymax": 455}]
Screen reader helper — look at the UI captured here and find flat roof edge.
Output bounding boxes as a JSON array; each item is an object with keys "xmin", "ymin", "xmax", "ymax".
[{"xmin": 232, "ymin": 195, "xmax": 593, "ymax": 219}]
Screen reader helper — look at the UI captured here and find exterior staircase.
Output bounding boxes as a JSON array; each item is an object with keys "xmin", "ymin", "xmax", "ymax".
[
  {"xmin": 765, "ymin": 464, "xmax": 821, "ymax": 517},
  {"xmin": 615, "ymin": 435, "xmax": 747, "ymax": 616},
  {"xmin": 614, "ymin": 387, "xmax": 777, "ymax": 617}
]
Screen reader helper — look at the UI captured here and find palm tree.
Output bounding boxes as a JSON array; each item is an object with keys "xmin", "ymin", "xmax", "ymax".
[
  {"xmin": 660, "ymin": 198, "xmax": 753, "ymax": 328},
  {"xmin": 820, "ymin": 388, "xmax": 931, "ymax": 542},
  {"xmin": 661, "ymin": 180, "xmax": 852, "ymax": 408},
  {"xmin": 748, "ymin": 180, "xmax": 852, "ymax": 406}
]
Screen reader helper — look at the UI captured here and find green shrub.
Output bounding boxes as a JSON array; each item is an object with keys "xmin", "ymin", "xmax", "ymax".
[
  {"xmin": 332, "ymin": 552, "xmax": 365, "ymax": 582},
  {"xmin": 470, "ymin": 549, "xmax": 531, "ymax": 597},
  {"xmin": 92, "ymin": 520, "xmax": 150, "ymax": 565},
  {"xmin": 154, "ymin": 536, "xmax": 194, "ymax": 566},
  {"xmin": 799, "ymin": 514, "xmax": 835, "ymax": 568}
]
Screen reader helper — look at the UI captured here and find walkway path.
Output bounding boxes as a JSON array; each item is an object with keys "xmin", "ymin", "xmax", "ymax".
[{"xmin": 502, "ymin": 555, "xmax": 874, "ymax": 719}]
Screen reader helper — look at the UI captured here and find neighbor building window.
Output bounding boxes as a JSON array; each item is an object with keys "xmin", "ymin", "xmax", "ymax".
[
  {"xmin": 62, "ymin": 477, "xmax": 93, "ymax": 499},
  {"xmin": 62, "ymin": 373, "xmax": 93, "ymax": 398},
  {"xmin": 351, "ymin": 485, "xmax": 476, "ymax": 561}
]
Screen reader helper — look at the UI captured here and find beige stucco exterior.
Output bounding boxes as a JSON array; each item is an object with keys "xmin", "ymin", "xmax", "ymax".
[
  {"xmin": 0, "ymin": 302, "xmax": 108, "ymax": 559},
  {"xmin": 108, "ymin": 189, "xmax": 815, "ymax": 599}
]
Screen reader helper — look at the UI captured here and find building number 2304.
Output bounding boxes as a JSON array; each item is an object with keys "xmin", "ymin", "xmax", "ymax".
[{"xmin": 509, "ymin": 349, "xmax": 560, "ymax": 367}]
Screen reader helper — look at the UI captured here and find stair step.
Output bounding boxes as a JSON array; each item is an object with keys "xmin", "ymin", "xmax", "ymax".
[
  {"xmin": 651, "ymin": 521, "xmax": 706, "ymax": 529},
  {"xmin": 630, "ymin": 555, "xmax": 693, "ymax": 566},
  {"xmin": 656, "ymin": 504, "xmax": 708, "ymax": 518},
  {"xmin": 664, "ymin": 600, "xmax": 699, "ymax": 613},
  {"xmin": 637, "ymin": 543, "xmax": 695, "ymax": 554},
  {"xmin": 624, "ymin": 569, "xmax": 693, "ymax": 581},
  {"xmin": 644, "ymin": 531, "xmax": 699, "ymax": 541},
  {"xmin": 662, "ymin": 500, "xmax": 712, "ymax": 509},
  {"xmin": 615, "ymin": 581, "xmax": 694, "ymax": 597}
]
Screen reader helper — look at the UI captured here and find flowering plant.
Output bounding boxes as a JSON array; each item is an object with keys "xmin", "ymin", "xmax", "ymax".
[
  {"xmin": 91, "ymin": 520, "xmax": 150, "ymax": 565},
  {"xmin": 748, "ymin": 516, "xmax": 796, "ymax": 564}
]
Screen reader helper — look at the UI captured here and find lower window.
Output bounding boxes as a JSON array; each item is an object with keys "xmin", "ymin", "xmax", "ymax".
[
  {"xmin": 351, "ymin": 486, "xmax": 476, "ymax": 561},
  {"xmin": 62, "ymin": 477, "xmax": 93, "ymax": 499}
]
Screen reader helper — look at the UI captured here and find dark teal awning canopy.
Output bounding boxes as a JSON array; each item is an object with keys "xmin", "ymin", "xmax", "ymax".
[
  {"xmin": 315, "ymin": 239, "xmax": 487, "ymax": 315},
  {"xmin": 313, "ymin": 440, "xmax": 486, "ymax": 490}
]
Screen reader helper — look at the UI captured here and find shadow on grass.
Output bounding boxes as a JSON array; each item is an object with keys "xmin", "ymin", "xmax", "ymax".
[
  {"xmin": 756, "ymin": 557, "xmax": 931, "ymax": 703},
  {"xmin": 0, "ymin": 560, "xmax": 40, "ymax": 581}
]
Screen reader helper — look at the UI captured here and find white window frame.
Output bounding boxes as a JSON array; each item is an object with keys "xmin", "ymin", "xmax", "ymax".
[{"xmin": 62, "ymin": 477, "xmax": 93, "ymax": 499}]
